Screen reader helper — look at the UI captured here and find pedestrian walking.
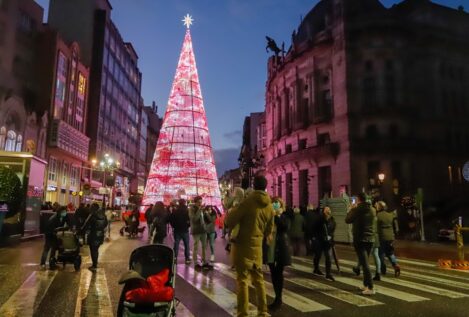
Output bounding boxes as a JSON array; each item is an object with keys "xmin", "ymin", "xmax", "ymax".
[
  {"xmin": 303, "ymin": 204, "xmax": 317, "ymax": 255},
  {"xmin": 225, "ymin": 175, "xmax": 274, "ymax": 317},
  {"xmin": 170, "ymin": 199, "xmax": 191, "ymax": 264},
  {"xmin": 105, "ymin": 207, "xmax": 113, "ymax": 240},
  {"xmin": 81, "ymin": 203, "xmax": 108, "ymax": 272},
  {"xmin": 345, "ymin": 192, "xmax": 376, "ymax": 295},
  {"xmin": 223, "ymin": 187, "xmax": 245, "ymax": 253},
  {"xmin": 145, "ymin": 204, "xmax": 154, "ymax": 241},
  {"xmin": 74, "ymin": 203, "xmax": 89, "ymax": 230},
  {"xmin": 204, "ymin": 206, "xmax": 218, "ymax": 263},
  {"xmin": 313, "ymin": 207, "xmax": 336, "ymax": 281},
  {"xmin": 265, "ymin": 197, "xmax": 292, "ymax": 312},
  {"xmin": 150, "ymin": 202, "xmax": 169, "ymax": 244},
  {"xmin": 376, "ymin": 201, "xmax": 401, "ymax": 277},
  {"xmin": 40, "ymin": 206, "xmax": 69, "ymax": 269},
  {"xmin": 189, "ymin": 196, "xmax": 210, "ymax": 269},
  {"xmin": 353, "ymin": 210, "xmax": 381, "ymax": 281},
  {"xmin": 289, "ymin": 207, "xmax": 304, "ymax": 256}
]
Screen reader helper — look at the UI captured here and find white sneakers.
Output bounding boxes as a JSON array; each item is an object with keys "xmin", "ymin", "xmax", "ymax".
[
  {"xmin": 210, "ymin": 255, "xmax": 215, "ymax": 262},
  {"xmin": 361, "ymin": 287, "xmax": 376, "ymax": 295}
]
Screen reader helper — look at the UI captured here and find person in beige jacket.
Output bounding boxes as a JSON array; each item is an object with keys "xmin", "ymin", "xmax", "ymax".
[{"xmin": 225, "ymin": 175, "xmax": 274, "ymax": 317}]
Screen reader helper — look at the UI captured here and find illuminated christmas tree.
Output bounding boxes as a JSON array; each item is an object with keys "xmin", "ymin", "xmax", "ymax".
[{"xmin": 142, "ymin": 15, "xmax": 221, "ymax": 208}]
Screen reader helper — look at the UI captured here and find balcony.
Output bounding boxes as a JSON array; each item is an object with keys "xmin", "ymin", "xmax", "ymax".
[
  {"xmin": 267, "ymin": 142, "xmax": 340, "ymax": 169},
  {"xmin": 48, "ymin": 119, "xmax": 90, "ymax": 161}
]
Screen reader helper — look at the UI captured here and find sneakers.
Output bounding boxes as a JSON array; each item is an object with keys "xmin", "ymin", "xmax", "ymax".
[
  {"xmin": 313, "ymin": 269, "xmax": 324, "ymax": 276},
  {"xmin": 373, "ymin": 274, "xmax": 381, "ymax": 281},
  {"xmin": 40, "ymin": 264, "xmax": 46, "ymax": 270},
  {"xmin": 394, "ymin": 264, "xmax": 401, "ymax": 277},
  {"xmin": 185, "ymin": 258, "xmax": 192, "ymax": 265},
  {"xmin": 381, "ymin": 264, "xmax": 387, "ymax": 275},
  {"xmin": 352, "ymin": 266, "xmax": 360, "ymax": 276},
  {"xmin": 325, "ymin": 275, "xmax": 335, "ymax": 282},
  {"xmin": 361, "ymin": 287, "xmax": 376, "ymax": 295},
  {"xmin": 268, "ymin": 299, "xmax": 282, "ymax": 312},
  {"xmin": 210, "ymin": 254, "xmax": 215, "ymax": 263}
]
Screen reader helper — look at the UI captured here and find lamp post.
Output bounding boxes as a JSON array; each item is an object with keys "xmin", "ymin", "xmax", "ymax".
[{"xmin": 93, "ymin": 154, "xmax": 119, "ymax": 209}]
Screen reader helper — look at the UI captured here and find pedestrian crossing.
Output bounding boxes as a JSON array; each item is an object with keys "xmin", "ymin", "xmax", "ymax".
[{"xmin": 1, "ymin": 252, "xmax": 469, "ymax": 316}]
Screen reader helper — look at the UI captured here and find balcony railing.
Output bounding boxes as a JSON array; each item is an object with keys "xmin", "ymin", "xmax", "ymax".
[{"xmin": 267, "ymin": 142, "xmax": 340, "ymax": 169}]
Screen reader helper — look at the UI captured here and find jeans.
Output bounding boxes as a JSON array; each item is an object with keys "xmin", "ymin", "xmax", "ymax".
[
  {"xmin": 354, "ymin": 241, "xmax": 373, "ymax": 289},
  {"xmin": 236, "ymin": 265, "xmax": 268, "ymax": 317},
  {"xmin": 40, "ymin": 235, "xmax": 57, "ymax": 265},
  {"xmin": 269, "ymin": 263, "xmax": 285, "ymax": 302},
  {"xmin": 290, "ymin": 237, "xmax": 302, "ymax": 256},
  {"xmin": 192, "ymin": 233, "xmax": 207, "ymax": 264},
  {"xmin": 314, "ymin": 242, "xmax": 333, "ymax": 275},
  {"xmin": 379, "ymin": 240, "xmax": 398, "ymax": 270},
  {"xmin": 207, "ymin": 232, "xmax": 216, "ymax": 256},
  {"xmin": 89, "ymin": 243, "xmax": 100, "ymax": 268},
  {"xmin": 174, "ymin": 232, "xmax": 190, "ymax": 260}
]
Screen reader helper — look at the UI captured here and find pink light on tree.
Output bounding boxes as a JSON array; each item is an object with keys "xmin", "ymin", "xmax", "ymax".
[{"xmin": 142, "ymin": 15, "xmax": 222, "ymax": 209}]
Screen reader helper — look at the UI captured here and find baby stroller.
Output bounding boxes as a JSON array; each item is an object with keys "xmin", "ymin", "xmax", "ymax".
[
  {"xmin": 120, "ymin": 215, "xmax": 146, "ymax": 238},
  {"xmin": 50, "ymin": 228, "xmax": 82, "ymax": 271},
  {"xmin": 117, "ymin": 245, "xmax": 177, "ymax": 317}
]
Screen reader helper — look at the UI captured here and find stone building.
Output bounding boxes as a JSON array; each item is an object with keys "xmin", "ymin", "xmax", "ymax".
[
  {"xmin": 263, "ymin": 0, "xmax": 469, "ymax": 209},
  {"xmin": 0, "ymin": 0, "xmax": 47, "ymax": 157}
]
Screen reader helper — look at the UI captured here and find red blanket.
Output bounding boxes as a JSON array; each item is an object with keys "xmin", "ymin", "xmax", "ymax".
[{"xmin": 125, "ymin": 268, "xmax": 174, "ymax": 303}]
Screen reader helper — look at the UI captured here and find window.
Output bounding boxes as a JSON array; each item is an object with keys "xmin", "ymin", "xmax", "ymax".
[
  {"xmin": 54, "ymin": 52, "xmax": 67, "ymax": 119},
  {"xmin": 17, "ymin": 10, "xmax": 34, "ymax": 33},
  {"xmin": 15, "ymin": 134, "xmax": 22, "ymax": 152},
  {"xmin": 317, "ymin": 133, "xmax": 330, "ymax": 146},
  {"xmin": 5, "ymin": 130, "xmax": 16, "ymax": 151},
  {"xmin": 48, "ymin": 157, "xmax": 57, "ymax": 182},
  {"xmin": 286, "ymin": 144, "xmax": 292, "ymax": 154},
  {"xmin": 365, "ymin": 125, "xmax": 379, "ymax": 139},
  {"xmin": 299, "ymin": 139, "xmax": 307, "ymax": 150},
  {"xmin": 318, "ymin": 166, "xmax": 332, "ymax": 200},
  {"xmin": 362, "ymin": 77, "xmax": 377, "ymax": 108},
  {"xmin": 62, "ymin": 163, "xmax": 68, "ymax": 187},
  {"xmin": 0, "ymin": 127, "xmax": 5, "ymax": 149}
]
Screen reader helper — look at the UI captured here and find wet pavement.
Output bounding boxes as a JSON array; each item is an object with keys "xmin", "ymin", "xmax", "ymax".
[{"xmin": 0, "ymin": 222, "xmax": 468, "ymax": 317}]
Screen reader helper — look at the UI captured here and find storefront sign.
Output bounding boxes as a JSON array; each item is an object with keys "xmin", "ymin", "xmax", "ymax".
[{"xmin": 47, "ymin": 185, "xmax": 57, "ymax": 192}]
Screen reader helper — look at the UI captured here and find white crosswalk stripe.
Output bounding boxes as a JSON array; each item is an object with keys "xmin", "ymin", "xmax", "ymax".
[
  {"xmin": 290, "ymin": 262, "xmax": 430, "ymax": 302},
  {"xmin": 176, "ymin": 264, "xmax": 258, "ymax": 316},
  {"xmin": 0, "ymin": 271, "xmax": 57, "ymax": 316},
  {"xmin": 216, "ymin": 263, "xmax": 331, "ymax": 313}
]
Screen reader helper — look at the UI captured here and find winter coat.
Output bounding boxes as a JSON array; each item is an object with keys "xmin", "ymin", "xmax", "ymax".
[
  {"xmin": 317, "ymin": 216, "xmax": 336, "ymax": 244},
  {"xmin": 289, "ymin": 212, "xmax": 304, "ymax": 239},
  {"xmin": 169, "ymin": 205, "xmax": 190, "ymax": 234},
  {"xmin": 204, "ymin": 210, "xmax": 217, "ymax": 234},
  {"xmin": 265, "ymin": 213, "xmax": 292, "ymax": 266},
  {"xmin": 152, "ymin": 207, "xmax": 169, "ymax": 240},
  {"xmin": 145, "ymin": 206, "xmax": 154, "ymax": 224},
  {"xmin": 189, "ymin": 205, "xmax": 207, "ymax": 235},
  {"xmin": 86, "ymin": 210, "xmax": 108, "ymax": 246},
  {"xmin": 345, "ymin": 202, "xmax": 376, "ymax": 243},
  {"xmin": 304, "ymin": 209, "xmax": 322, "ymax": 238},
  {"xmin": 225, "ymin": 190, "xmax": 274, "ymax": 270},
  {"xmin": 45, "ymin": 213, "xmax": 69, "ymax": 238},
  {"xmin": 377, "ymin": 210, "xmax": 397, "ymax": 241}
]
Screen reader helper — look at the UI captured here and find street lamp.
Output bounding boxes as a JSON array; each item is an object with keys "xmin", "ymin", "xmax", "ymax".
[
  {"xmin": 378, "ymin": 173, "xmax": 385, "ymax": 184},
  {"xmin": 93, "ymin": 153, "xmax": 119, "ymax": 208}
]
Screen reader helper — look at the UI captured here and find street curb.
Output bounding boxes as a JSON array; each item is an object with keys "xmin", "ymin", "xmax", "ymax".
[{"xmin": 20, "ymin": 234, "xmax": 44, "ymax": 242}]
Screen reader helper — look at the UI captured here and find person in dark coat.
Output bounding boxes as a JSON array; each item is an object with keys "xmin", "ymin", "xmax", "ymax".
[
  {"xmin": 150, "ymin": 202, "xmax": 169, "ymax": 244},
  {"xmin": 346, "ymin": 192, "xmax": 376, "ymax": 295},
  {"xmin": 82, "ymin": 203, "xmax": 108, "ymax": 271},
  {"xmin": 313, "ymin": 207, "xmax": 336, "ymax": 281},
  {"xmin": 40, "ymin": 206, "xmax": 69, "ymax": 269},
  {"xmin": 265, "ymin": 197, "xmax": 292, "ymax": 311},
  {"xmin": 145, "ymin": 204, "xmax": 154, "ymax": 241},
  {"xmin": 74, "ymin": 203, "xmax": 89, "ymax": 230},
  {"xmin": 303, "ymin": 204, "xmax": 317, "ymax": 255},
  {"xmin": 169, "ymin": 199, "xmax": 191, "ymax": 264}
]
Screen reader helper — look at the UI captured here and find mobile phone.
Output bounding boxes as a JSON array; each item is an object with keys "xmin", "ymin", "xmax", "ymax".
[{"xmin": 351, "ymin": 197, "xmax": 356, "ymax": 204}]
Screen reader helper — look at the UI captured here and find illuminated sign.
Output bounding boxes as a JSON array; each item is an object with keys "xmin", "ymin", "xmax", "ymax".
[{"xmin": 47, "ymin": 185, "xmax": 57, "ymax": 192}]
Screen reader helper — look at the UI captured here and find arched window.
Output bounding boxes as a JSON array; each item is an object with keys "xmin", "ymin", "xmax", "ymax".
[
  {"xmin": 0, "ymin": 127, "xmax": 6, "ymax": 149},
  {"xmin": 16, "ymin": 134, "xmax": 23, "ymax": 152},
  {"xmin": 5, "ymin": 130, "xmax": 16, "ymax": 151}
]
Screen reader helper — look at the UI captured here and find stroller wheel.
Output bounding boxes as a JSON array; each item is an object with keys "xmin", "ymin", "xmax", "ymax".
[{"xmin": 74, "ymin": 256, "xmax": 82, "ymax": 271}]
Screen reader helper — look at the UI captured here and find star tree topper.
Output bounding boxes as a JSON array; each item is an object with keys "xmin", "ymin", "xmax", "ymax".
[{"xmin": 182, "ymin": 14, "xmax": 193, "ymax": 28}]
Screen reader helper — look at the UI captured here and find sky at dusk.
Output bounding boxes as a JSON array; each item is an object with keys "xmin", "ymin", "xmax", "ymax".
[{"xmin": 35, "ymin": 0, "xmax": 467, "ymax": 175}]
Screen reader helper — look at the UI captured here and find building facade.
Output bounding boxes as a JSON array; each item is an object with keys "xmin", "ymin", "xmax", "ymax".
[
  {"xmin": 0, "ymin": 0, "xmax": 47, "ymax": 158},
  {"xmin": 263, "ymin": 0, "xmax": 469, "ymax": 209},
  {"xmin": 36, "ymin": 29, "xmax": 90, "ymax": 206},
  {"xmin": 143, "ymin": 102, "xmax": 162, "ymax": 174},
  {"xmin": 239, "ymin": 112, "xmax": 264, "ymax": 188},
  {"xmin": 47, "ymin": 0, "xmax": 143, "ymax": 205}
]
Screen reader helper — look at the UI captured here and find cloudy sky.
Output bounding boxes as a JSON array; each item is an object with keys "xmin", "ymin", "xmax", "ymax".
[{"xmin": 35, "ymin": 0, "xmax": 466, "ymax": 175}]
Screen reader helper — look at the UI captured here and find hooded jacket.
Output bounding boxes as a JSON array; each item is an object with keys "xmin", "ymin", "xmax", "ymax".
[
  {"xmin": 225, "ymin": 190, "xmax": 274, "ymax": 269},
  {"xmin": 345, "ymin": 202, "xmax": 376, "ymax": 243}
]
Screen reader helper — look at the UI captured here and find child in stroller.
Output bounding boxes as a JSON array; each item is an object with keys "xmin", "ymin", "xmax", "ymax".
[
  {"xmin": 120, "ymin": 208, "xmax": 146, "ymax": 238},
  {"xmin": 117, "ymin": 245, "xmax": 177, "ymax": 317},
  {"xmin": 50, "ymin": 227, "xmax": 82, "ymax": 271}
]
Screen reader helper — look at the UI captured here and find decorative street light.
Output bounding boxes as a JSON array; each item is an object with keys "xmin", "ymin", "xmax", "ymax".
[
  {"xmin": 378, "ymin": 173, "xmax": 385, "ymax": 184},
  {"xmin": 93, "ymin": 153, "xmax": 119, "ymax": 208}
]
